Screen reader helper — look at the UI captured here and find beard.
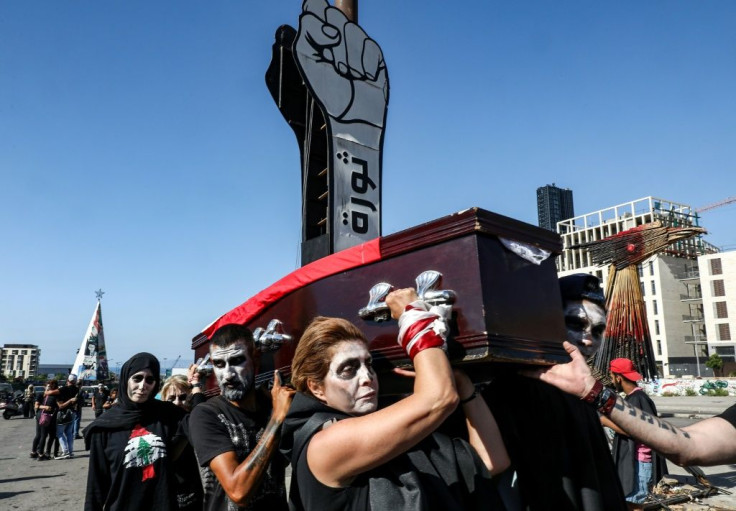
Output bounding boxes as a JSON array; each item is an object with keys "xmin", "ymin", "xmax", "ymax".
[{"xmin": 219, "ymin": 373, "xmax": 254, "ymax": 401}]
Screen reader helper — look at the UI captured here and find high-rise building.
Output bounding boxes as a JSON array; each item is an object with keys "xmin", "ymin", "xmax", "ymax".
[
  {"xmin": 555, "ymin": 196, "xmax": 720, "ymax": 377},
  {"xmin": 537, "ymin": 184, "xmax": 575, "ymax": 232},
  {"xmin": 0, "ymin": 344, "xmax": 40, "ymax": 380}
]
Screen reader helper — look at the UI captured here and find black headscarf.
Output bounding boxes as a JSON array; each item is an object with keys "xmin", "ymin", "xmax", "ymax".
[{"xmin": 83, "ymin": 352, "xmax": 180, "ymax": 448}]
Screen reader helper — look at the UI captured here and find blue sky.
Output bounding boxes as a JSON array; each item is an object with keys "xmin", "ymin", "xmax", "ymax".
[{"xmin": 1, "ymin": 1, "xmax": 734, "ymax": 367}]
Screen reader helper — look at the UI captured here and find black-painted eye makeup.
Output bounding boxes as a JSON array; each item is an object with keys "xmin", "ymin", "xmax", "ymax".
[{"xmin": 131, "ymin": 375, "xmax": 156, "ymax": 385}]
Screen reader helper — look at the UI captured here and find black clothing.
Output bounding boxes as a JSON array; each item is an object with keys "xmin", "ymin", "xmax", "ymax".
[
  {"xmin": 93, "ymin": 389, "xmax": 108, "ymax": 413},
  {"xmin": 612, "ymin": 389, "xmax": 668, "ymax": 497},
  {"xmin": 86, "ymin": 352, "xmax": 163, "ymax": 437},
  {"xmin": 84, "ymin": 352, "xmax": 188, "ymax": 511},
  {"xmin": 718, "ymin": 403, "xmax": 736, "ymax": 428},
  {"xmin": 485, "ymin": 375, "xmax": 628, "ymax": 511},
  {"xmin": 188, "ymin": 392, "xmax": 288, "ymax": 511},
  {"xmin": 38, "ymin": 393, "xmax": 59, "ymax": 455},
  {"xmin": 84, "ymin": 408, "xmax": 186, "ymax": 511},
  {"xmin": 58, "ymin": 385, "xmax": 79, "ymax": 424},
  {"xmin": 280, "ymin": 392, "xmax": 500, "ymax": 511}
]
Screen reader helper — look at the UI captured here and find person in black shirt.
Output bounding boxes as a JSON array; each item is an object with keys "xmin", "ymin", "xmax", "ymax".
[
  {"xmin": 84, "ymin": 353, "xmax": 187, "ymax": 511},
  {"xmin": 92, "ymin": 383, "xmax": 108, "ymax": 418},
  {"xmin": 188, "ymin": 323, "xmax": 294, "ymax": 511},
  {"xmin": 56, "ymin": 373, "xmax": 80, "ymax": 459},
  {"xmin": 280, "ymin": 289, "xmax": 509, "ymax": 511},
  {"xmin": 36, "ymin": 379, "xmax": 59, "ymax": 461}
]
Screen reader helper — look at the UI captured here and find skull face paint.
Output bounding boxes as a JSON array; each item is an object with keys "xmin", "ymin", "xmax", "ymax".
[
  {"xmin": 210, "ymin": 342, "xmax": 255, "ymax": 402},
  {"xmin": 316, "ymin": 340, "xmax": 378, "ymax": 416},
  {"xmin": 563, "ymin": 299, "xmax": 607, "ymax": 358},
  {"xmin": 127, "ymin": 369, "xmax": 156, "ymax": 403}
]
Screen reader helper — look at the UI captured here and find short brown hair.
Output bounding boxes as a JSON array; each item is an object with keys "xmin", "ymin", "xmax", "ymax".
[{"xmin": 291, "ymin": 317, "xmax": 368, "ymax": 394}]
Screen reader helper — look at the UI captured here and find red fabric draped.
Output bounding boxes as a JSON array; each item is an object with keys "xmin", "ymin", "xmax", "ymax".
[{"xmin": 201, "ymin": 238, "xmax": 382, "ymax": 339}]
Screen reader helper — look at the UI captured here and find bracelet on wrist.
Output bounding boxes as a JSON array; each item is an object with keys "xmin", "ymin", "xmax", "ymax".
[
  {"xmin": 595, "ymin": 387, "xmax": 617, "ymax": 416},
  {"xmin": 460, "ymin": 389, "xmax": 478, "ymax": 405},
  {"xmin": 191, "ymin": 383, "xmax": 203, "ymax": 389},
  {"xmin": 581, "ymin": 380, "xmax": 603, "ymax": 404}
]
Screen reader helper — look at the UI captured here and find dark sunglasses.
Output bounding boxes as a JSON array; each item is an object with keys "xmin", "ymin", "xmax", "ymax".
[{"xmin": 166, "ymin": 393, "xmax": 188, "ymax": 403}]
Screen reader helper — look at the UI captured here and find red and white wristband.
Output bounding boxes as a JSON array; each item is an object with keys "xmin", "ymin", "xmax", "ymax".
[{"xmin": 397, "ymin": 300, "xmax": 448, "ymax": 359}]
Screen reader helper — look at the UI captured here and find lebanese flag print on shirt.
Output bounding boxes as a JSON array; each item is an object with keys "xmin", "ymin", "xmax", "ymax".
[{"xmin": 123, "ymin": 424, "xmax": 167, "ymax": 481}]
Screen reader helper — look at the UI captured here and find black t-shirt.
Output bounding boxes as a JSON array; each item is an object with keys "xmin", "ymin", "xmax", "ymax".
[
  {"xmin": 93, "ymin": 390, "xmax": 108, "ymax": 411},
  {"xmin": 59, "ymin": 384, "xmax": 79, "ymax": 405},
  {"xmin": 718, "ymin": 403, "xmax": 736, "ymax": 428},
  {"xmin": 188, "ymin": 394, "xmax": 288, "ymax": 511}
]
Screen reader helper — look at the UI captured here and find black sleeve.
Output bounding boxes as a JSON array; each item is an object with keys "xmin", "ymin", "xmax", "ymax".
[
  {"xmin": 189, "ymin": 404, "xmax": 236, "ymax": 467},
  {"xmin": 718, "ymin": 403, "xmax": 736, "ymax": 429},
  {"xmin": 84, "ymin": 431, "xmax": 112, "ymax": 511},
  {"xmin": 190, "ymin": 392, "xmax": 207, "ymax": 409}
]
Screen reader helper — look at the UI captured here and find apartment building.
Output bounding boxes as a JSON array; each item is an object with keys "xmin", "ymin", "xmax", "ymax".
[
  {"xmin": 556, "ymin": 197, "xmax": 719, "ymax": 377},
  {"xmin": 0, "ymin": 344, "xmax": 40, "ymax": 380},
  {"xmin": 698, "ymin": 251, "xmax": 736, "ymax": 364}
]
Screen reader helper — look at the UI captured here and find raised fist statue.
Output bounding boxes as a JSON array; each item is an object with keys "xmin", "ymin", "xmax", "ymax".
[{"xmin": 294, "ymin": 0, "xmax": 389, "ymax": 130}]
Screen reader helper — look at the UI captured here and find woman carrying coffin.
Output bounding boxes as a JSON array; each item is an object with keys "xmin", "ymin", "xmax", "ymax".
[{"xmin": 280, "ymin": 288, "xmax": 510, "ymax": 511}]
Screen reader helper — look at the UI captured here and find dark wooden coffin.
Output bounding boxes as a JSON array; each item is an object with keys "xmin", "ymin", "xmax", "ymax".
[{"xmin": 192, "ymin": 207, "xmax": 569, "ymax": 394}]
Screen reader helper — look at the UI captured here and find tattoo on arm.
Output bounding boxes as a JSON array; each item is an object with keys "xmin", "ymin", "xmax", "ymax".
[
  {"xmin": 618, "ymin": 398, "xmax": 691, "ymax": 439},
  {"xmin": 244, "ymin": 419, "xmax": 282, "ymax": 472}
]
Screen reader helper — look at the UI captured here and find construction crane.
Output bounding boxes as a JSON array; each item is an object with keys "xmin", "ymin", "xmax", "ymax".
[
  {"xmin": 696, "ymin": 196, "xmax": 736, "ymax": 213},
  {"xmin": 170, "ymin": 355, "xmax": 181, "ymax": 370}
]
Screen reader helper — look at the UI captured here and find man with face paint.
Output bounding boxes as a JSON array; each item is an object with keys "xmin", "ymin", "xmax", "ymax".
[
  {"xmin": 187, "ymin": 323, "xmax": 294, "ymax": 511},
  {"xmin": 559, "ymin": 273, "xmax": 607, "ymax": 359},
  {"xmin": 486, "ymin": 273, "xmax": 628, "ymax": 510}
]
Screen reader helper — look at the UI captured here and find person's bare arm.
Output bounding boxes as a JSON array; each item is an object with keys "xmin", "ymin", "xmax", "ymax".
[
  {"xmin": 600, "ymin": 415, "xmax": 627, "ymax": 436},
  {"xmin": 454, "ymin": 370, "xmax": 510, "ymax": 475},
  {"xmin": 308, "ymin": 289, "xmax": 459, "ymax": 487},
  {"xmin": 527, "ymin": 341, "xmax": 736, "ymax": 466},
  {"xmin": 208, "ymin": 372, "xmax": 294, "ymax": 506}
]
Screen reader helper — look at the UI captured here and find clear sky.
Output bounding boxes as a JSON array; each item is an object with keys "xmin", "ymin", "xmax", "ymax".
[{"xmin": 1, "ymin": 1, "xmax": 734, "ymax": 368}]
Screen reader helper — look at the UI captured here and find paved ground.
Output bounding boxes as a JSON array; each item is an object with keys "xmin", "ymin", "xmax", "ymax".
[
  {"xmin": 1, "ymin": 397, "xmax": 735, "ymax": 510},
  {"xmin": 1, "ymin": 411, "xmax": 93, "ymax": 510}
]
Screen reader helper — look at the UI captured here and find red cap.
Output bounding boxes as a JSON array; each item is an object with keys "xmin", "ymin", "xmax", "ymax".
[{"xmin": 610, "ymin": 358, "xmax": 643, "ymax": 382}]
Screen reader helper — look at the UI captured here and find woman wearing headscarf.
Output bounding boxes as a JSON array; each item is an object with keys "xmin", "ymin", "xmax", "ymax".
[{"xmin": 83, "ymin": 353, "xmax": 188, "ymax": 511}]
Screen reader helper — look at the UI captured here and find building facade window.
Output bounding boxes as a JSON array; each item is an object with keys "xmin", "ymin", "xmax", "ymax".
[
  {"xmin": 715, "ymin": 346, "xmax": 735, "ymax": 361},
  {"xmin": 655, "ymin": 320, "xmax": 660, "ymax": 335},
  {"xmin": 657, "ymin": 339, "xmax": 662, "ymax": 356},
  {"xmin": 713, "ymin": 280, "xmax": 726, "ymax": 297},
  {"xmin": 641, "ymin": 282, "xmax": 645, "ymax": 296},
  {"xmin": 710, "ymin": 258, "xmax": 723, "ymax": 276},
  {"xmin": 649, "ymin": 261, "xmax": 655, "ymax": 276},
  {"xmin": 651, "ymin": 281, "xmax": 656, "ymax": 295},
  {"xmin": 718, "ymin": 323, "xmax": 732, "ymax": 341},
  {"xmin": 653, "ymin": 300, "xmax": 658, "ymax": 315},
  {"xmin": 716, "ymin": 302, "xmax": 729, "ymax": 319}
]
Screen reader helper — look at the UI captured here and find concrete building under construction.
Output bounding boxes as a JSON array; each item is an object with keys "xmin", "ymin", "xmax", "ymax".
[{"xmin": 556, "ymin": 196, "xmax": 719, "ymax": 377}]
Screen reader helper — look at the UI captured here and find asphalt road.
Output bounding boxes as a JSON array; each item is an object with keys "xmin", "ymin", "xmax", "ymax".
[
  {"xmin": 1, "ymin": 410, "xmax": 94, "ymax": 510},
  {"xmin": 1, "ymin": 397, "xmax": 735, "ymax": 510}
]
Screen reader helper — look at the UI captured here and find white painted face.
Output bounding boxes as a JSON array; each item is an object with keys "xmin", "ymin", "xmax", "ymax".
[
  {"xmin": 210, "ymin": 342, "xmax": 255, "ymax": 402},
  {"xmin": 563, "ymin": 299, "xmax": 607, "ymax": 357},
  {"xmin": 313, "ymin": 340, "xmax": 378, "ymax": 416},
  {"xmin": 127, "ymin": 369, "xmax": 156, "ymax": 403}
]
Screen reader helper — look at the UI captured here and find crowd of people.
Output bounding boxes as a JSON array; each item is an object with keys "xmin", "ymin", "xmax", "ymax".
[{"xmin": 19, "ymin": 273, "xmax": 736, "ymax": 510}]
